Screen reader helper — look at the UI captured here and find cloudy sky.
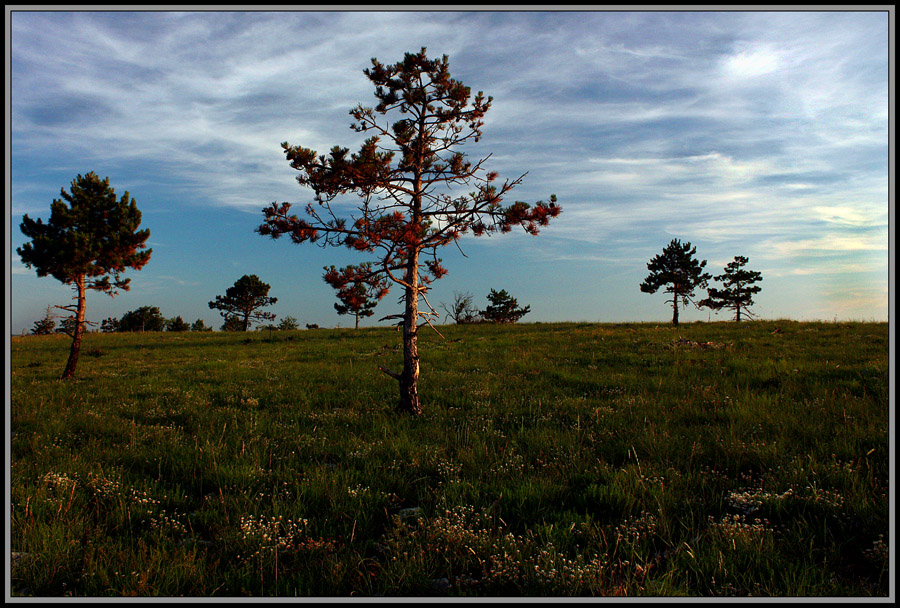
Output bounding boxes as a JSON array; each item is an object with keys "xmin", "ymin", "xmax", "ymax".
[{"xmin": 8, "ymin": 8, "xmax": 892, "ymax": 332}]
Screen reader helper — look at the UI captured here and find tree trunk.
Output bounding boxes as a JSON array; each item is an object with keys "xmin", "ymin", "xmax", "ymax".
[
  {"xmin": 672, "ymin": 294, "xmax": 680, "ymax": 327},
  {"xmin": 355, "ymin": 313, "xmax": 359, "ymax": 330},
  {"xmin": 398, "ymin": 249, "xmax": 422, "ymax": 415},
  {"xmin": 61, "ymin": 277, "xmax": 86, "ymax": 380}
]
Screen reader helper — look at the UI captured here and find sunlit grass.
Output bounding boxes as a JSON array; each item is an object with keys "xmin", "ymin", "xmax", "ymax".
[{"xmin": 9, "ymin": 320, "xmax": 890, "ymax": 596}]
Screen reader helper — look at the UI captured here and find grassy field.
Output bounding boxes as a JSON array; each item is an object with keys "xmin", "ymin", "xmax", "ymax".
[{"xmin": 8, "ymin": 320, "xmax": 891, "ymax": 597}]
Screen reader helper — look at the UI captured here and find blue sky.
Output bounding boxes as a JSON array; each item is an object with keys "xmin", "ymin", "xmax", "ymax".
[{"xmin": 7, "ymin": 9, "xmax": 892, "ymax": 333}]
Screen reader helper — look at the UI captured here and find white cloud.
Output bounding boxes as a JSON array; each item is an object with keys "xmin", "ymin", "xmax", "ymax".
[
  {"xmin": 721, "ymin": 45, "xmax": 782, "ymax": 79},
  {"xmin": 9, "ymin": 10, "xmax": 890, "ymax": 326},
  {"xmin": 767, "ymin": 233, "xmax": 889, "ymax": 258}
]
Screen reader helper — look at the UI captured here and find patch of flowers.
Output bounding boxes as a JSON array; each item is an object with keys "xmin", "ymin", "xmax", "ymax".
[
  {"xmin": 725, "ymin": 487, "xmax": 794, "ymax": 514},
  {"xmin": 379, "ymin": 504, "xmax": 610, "ymax": 594}
]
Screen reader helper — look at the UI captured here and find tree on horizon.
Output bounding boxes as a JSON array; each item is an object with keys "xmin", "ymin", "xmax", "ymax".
[
  {"xmin": 17, "ymin": 172, "xmax": 151, "ymax": 378},
  {"xmin": 441, "ymin": 290, "xmax": 480, "ymax": 324},
  {"xmin": 208, "ymin": 274, "xmax": 278, "ymax": 332},
  {"xmin": 481, "ymin": 288, "xmax": 531, "ymax": 324},
  {"xmin": 700, "ymin": 255, "xmax": 763, "ymax": 322},
  {"xmin": 258, "ymin": 48, "xmax": 560, "ymax": 415},
  {"xmin": 117, "ymin": 306, "xmax": 166, "ymax": 332},
  {"xmin": 327, "ymin": 263, "xmax": 390, "ymax": 329},
  {"xmin": 640, "ymin": 239, "xmax": 711, "ymax": 326}
]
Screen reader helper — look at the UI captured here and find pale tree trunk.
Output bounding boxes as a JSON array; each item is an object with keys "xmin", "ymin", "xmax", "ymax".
[
  {"xmin": 398, "ymin": 248, "xmax": 421, "ymax": 415},
  {"xmin": 61, "ymin": 276, "xmax": 86, "ymax": 380}
]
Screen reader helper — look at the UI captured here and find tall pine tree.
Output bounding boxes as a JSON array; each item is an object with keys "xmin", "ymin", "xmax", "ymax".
[
  {"xmin": 18, "ymin": 172, "xmax": 151, "ymax": 378},
  {"xmin": 258, "ymin": 48, "xmax": 560, "ymax": 414},
  {"xmin": 640, "ymin": 239, "xmax": 710, "ymax": 326}
]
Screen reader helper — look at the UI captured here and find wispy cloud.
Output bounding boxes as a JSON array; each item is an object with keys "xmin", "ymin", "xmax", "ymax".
[{"xmin": 9, "ymin": 10, "xmax": 890, "ymax": 326}]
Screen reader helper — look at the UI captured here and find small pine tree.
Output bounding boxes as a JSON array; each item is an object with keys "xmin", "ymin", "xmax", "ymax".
[
  {"xmin": 700, "ymin": 256, "xmax": 763, "ymax": 322},
  {"xmin": 209, "ymin": 274, "xmax": 277, "ymax": 331},
  {"xmin": 117, "ymin": 306, "xmax": 166, "ymax": 332},
  {"xmin": 55, "ymin": 316, "xmax": 78, "ymax": 337},
  {"xmin": 220, "ymin": 315, "xmax": 246, "ymax": 332},
  {"xmin": 640, "ymin": 239, "xmax": 711, "ymax": 326},
  {"xmin": 326, "ymin": 263, "xmax": 390, "ymax": 329},
  {"xmin": 191, "ymin": 319, "xmax": 212, "ymax": 332},
  {"xmin": 31, "ymin": 306, "xmax": 57, "ymax": 335},
  {"xmin": 278, "ymin": 315, "xmax": 300, "ymax": 330},
  {"xmin": 481, "ymin": 288, "xmax": 531, "ymax": 324},
  {"xmin": 166, "ymin": 316, "xmax": 191, "ymax": 332}
]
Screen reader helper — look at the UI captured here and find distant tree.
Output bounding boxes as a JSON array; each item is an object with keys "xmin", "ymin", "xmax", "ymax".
[
  {"xmin": 640, "ymin": 239, "xmax": 711, "ymax": 326},
  {"xmin": 31, "ymin": 306, "xmax": 57, "ymax": 335},
  {"xmin": 481, "ymin": 288, "xmax": 531, "ymax": 324},
  {"xmin": 166, "ymin": 315, "xmax": 191, "ymax": 332},
  {"xmin": 278, "ymin": 315, "xmax": 300, "ymax": 331},
  {"xmin": 55, "ymin": 316, "xmax": 78, "ymax": 337},
  {"xmin": 257, "ymin": 48, "xmax": 560, "ymax": 414},
  {"xmin": 100, "ymin": 317, "xmax": 119, "ymax": 333},
  {"xmin": 209, "ymin": 274, "xmax": 277, "ymax": 332},
  {"xmin": 117, "ymin": 306, "xmax": 166, "ymax": 332},
  {"xmin": 220, "ymin": 315, "xmax": 246, "ymax": 332},
  {"xmin": 441, "ymin": 290, "xmax": 481, "ymax": 324},
  {"xmin": 191, "ymin": 318, "xmax": 213, "ymax": 332},
  {"xmin": 700, "ymin": 256, "xmax": 763, "ymax": 322},
  {"xmin": 326, "ymin": 263, "xmax": 390, "ymax": 329},
  {"xmin": 17, "ymin": 172, "xmax": 151, "ymax": 378}
]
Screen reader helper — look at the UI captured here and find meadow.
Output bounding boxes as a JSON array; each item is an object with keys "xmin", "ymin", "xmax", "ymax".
[{"xmin": 8, "ymin": 320, "xmax": 891, "ymax": 597}]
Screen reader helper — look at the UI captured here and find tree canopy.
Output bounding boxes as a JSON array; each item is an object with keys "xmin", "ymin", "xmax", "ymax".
[
  {"xmin": 17, "ymin": 172, "xmax": 151, "ymax": 378},
  {"xmin": 640, "ymin": 239, "xmax": 710, "ymax": 326},
  {"xmin": 257, "ymin": 48, "xmax": 560, "ymax": 414},
  {"xmin": 208, "ymin": 274, "xmax": 278, "ymax": 331},
  {"xmin": 326, "ymin": 263, "xmax": 390, "ymax": 329},
  {"xmin": 481, "ymin": 288, "xmax": 531, "ymax": 324},
  {"xmin": 700, "ymin": 256, "xmax": 763, "ymax": 322},
  {"xmin": 117, "ymin": 306, "xmax": 166, "ymax": 332}
]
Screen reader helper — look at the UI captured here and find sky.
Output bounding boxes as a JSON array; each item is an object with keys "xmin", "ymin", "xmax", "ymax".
[{"xmin": 6, "ymin": 8, "xmax": 893, "ymax": 334}]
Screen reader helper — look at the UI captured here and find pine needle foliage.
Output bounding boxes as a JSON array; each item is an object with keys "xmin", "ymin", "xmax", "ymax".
[
  {"xmin": 640, "ymin": 239, "xmax": 711, "ymax": 326},
  {"xmin": 257, "ymin": 48, "xmax": 560, "ymax": 414},
  {"xmin": 700, "ymin": 256, "xmax": 763, "ymax": 322},
  {"xmin": 17, "ymin": 172, "xmax": 151, "ymax": 378}
]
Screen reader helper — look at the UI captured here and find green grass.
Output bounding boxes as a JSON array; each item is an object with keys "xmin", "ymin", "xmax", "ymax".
[{"xmin": 9, "ymin": 320, "xmax": 890, "ymax": 597}]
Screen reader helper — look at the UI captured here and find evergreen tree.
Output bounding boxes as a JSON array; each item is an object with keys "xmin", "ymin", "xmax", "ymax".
[
  {"xmin": 258, "ymin": 48, "xmax": 560, "ymax": 414},
  {"xmin": 278, "ymin": 315, "xmax": 300, "ymax": 330},
  {"xmin": 481, "ymin": 288, "xmax": 531, "ymax": 324},
  {"xmin": 100, "ymin": 317, "xmax": 119, "ymax": 333},
  {"xmin": 208, "ymin": 275, "xmax": 278, "ymax": 331},
  {"xmin": 31, "ymin": 306, "xmax": 57, "ymax": 335},
  {"xmin": 17, "ymin": 172, "xmax": 151, "ymax": 378},
  {"xmin": 700, "ymin": 256, "xmax": 763, "ymax": 322},
  {"xmin": 326, "ymin": 263, "xmax": 390, "ymax": 329},
  {"xmin": 166, "ymin": 315, "xmax": 191, "ymax": 332},
  {"xmin": 55, "ymin": 316, "xmax": 78, "ymax": 337},
  {"xmin": 220, "ymin": 315, "xmax": 246, "ymax": 332},
  {"xmin": 117, "ymin": 306, "xmax": 166, "ymax": 332},
  {"xmin": 191, "ymin": 318, "xmax": 212, "ymax": 332},
  {"xmin": 640, "ymin": 239, "xmax": 711, "ymax": 326}
]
